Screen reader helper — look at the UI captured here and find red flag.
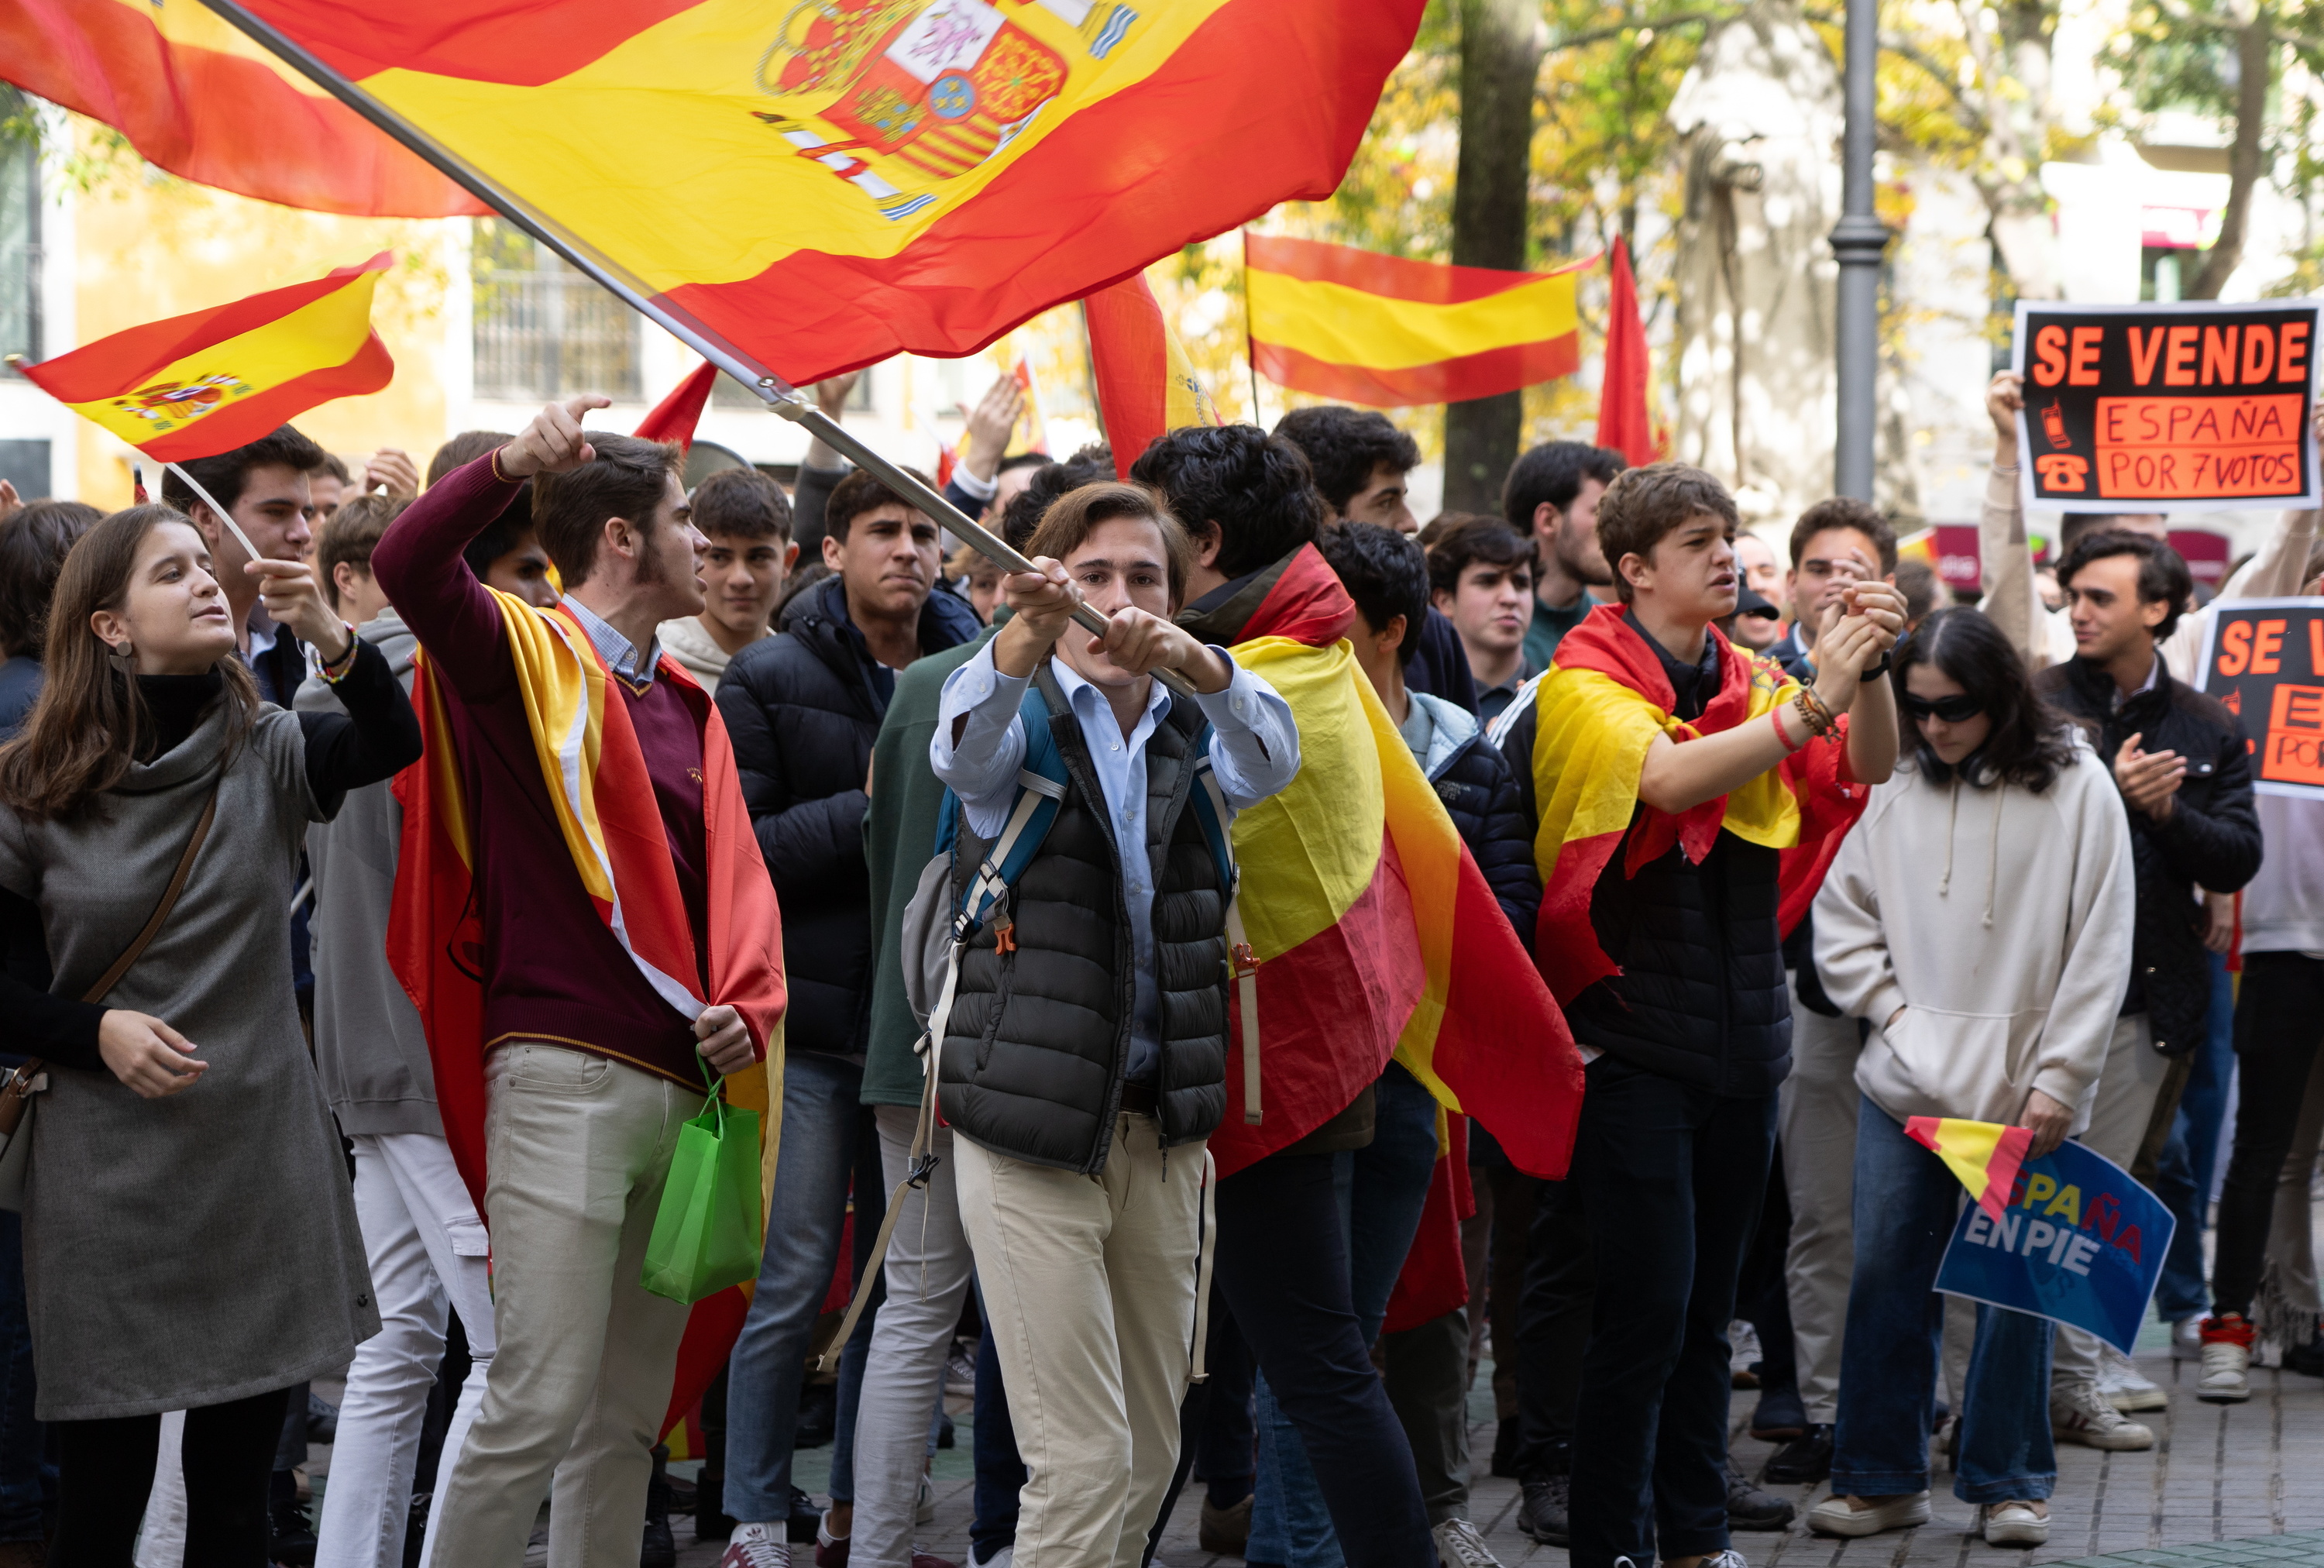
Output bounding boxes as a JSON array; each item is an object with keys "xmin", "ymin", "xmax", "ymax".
[
  {"xmin": 635, "ymin": 359, "xmax": 717, "ymax": 453},
  {"xmin": 1594, "ymin": 236, "xmax": 1659, "ymax": 467},
  {"xmin": 1085, "ymin": 274, "xmax": 1222, "ymax": 479}
]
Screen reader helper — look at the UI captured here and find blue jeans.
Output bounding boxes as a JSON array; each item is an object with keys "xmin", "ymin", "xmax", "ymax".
[
  {"xmin": 1832, "ymin": 1098, "xmax": 2055, "ymax": 1505},
  {"xmin": 1246, "ymin": 1065, "xmax": 1440, "ymax": 1568},
  {"xmin": 0, "ymin": 1212, "xmax": 46, "ymax": 1542},
  {"xmin": 2154, "ymin": 950, "xmax": 2236, "ymax": 1322},
  {"xmin": 724, "ymin": 1052, "xmax": 871, "ymax": 1523}
]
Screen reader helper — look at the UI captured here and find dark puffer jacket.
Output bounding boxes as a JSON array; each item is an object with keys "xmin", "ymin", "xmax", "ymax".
[
  {"xmin": 2035, "ymin": 655, "xmax": 2261, "ymax": 1055},
  {"xmin": 939, "ymin": 666, "xmax": 1231, "ymax": 1172},
  {"xmin": 1410, "ymin": 691, "xmax": 1538, "ymax": 937},
  {"xmin": 717, "ymin": 574, "xmax": 982, "ymax": 1054}
]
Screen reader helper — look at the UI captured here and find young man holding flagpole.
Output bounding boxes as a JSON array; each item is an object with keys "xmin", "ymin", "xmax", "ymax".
[{"xmin": 370, "ymin": 394, "xmax": 785, "ymax": 1568}]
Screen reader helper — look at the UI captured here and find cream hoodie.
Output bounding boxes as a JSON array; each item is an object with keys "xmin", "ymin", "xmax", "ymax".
[
  {"xmin": 1813, "ymin": 735, "xmax": 2136, "ymax": 1133},
  {"xmin": 655, "ymin": 612, "xmax": 767, "ymax": 697}
]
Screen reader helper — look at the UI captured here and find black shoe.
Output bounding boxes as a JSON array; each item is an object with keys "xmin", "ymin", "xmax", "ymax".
[
  {"xmin": 2288, "ymin": 1334, "xmax": 2324, "ymax": 1378},
  {"xmin": 1762, "ymin": 1422, "xmax": 1834, "ymax": 1486},
  {"xmin": 796, "ymin": 1382, "xmax": 838, "ymax": 1449},
  {"xmin": 1749, "ymin": 1381, "xmax": 1807, "ymax": 1441},
  {"xmin": 693, "ymin": 1467, "xmax": 734, "ymax": 1541},
  {"xmin": 402, "ymin": 1494, "xmax": 431, "ymax": 1568},
  {"xmin": 1725, "ymin": 1456, "xmax": 1795, "ymax": 1530},
  {"xmin": 1516, "ymin": 1470, "xmax": 1570, "ymax": 1546},
  {"xmin": 269, "ymin": 1470, "xmax": 318, "ymax": 1567},
  {"xmin": 787, "ymin": 1485, "xmax": 823, "ymax": 1544},
  {"xmin": 1489, "ymin": 1415, "xmax": 1524, "ymax": 1480},
  {"xmin": 937, "ymin": 1409, "xmax": 956, "ymax": 1449},
  {"xmin": 642, "ymin": 1445, "xmax": 676, "ymax": 1568}
]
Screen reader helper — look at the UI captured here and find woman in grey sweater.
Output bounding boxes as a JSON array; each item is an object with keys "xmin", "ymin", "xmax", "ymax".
[{"xmin": 0, "ymin": 504, "xmax": 420, "ymax": 1566}]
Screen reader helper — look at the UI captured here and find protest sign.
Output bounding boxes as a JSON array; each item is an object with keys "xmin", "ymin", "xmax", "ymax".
[
  {"xmin": 2197, "ymin": 597, "xmax": 2324, "ymax": 802},
  {"xmin": 2012, "ymin": 300, "xmax": 2322, "ymax": 512},
  {"xmin": 1934, "ymin": 1139, "xmax": 2173, "ymax": 1357}
]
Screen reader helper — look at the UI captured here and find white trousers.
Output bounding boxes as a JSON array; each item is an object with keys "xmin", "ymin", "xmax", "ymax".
[
  {"xmin": 316, "ymin": 1132, "xmax": 498, "ymax": 1568},
  {"xmin": 428, "ymin": 1045, "xmax": 694, "ymax": 1568},
  {"xmin": 133, "ymin": 1412, "xmax": 186, "ymax": 1568},
  {"xmin": 1778, "ymin": 974, "xmax": 1862, "ymax": 1425},
  {"xmin": 956, "ymin": 1116, "xmax": 1203, "ymax": 1568},
  {"xmin": 2054, "ymin": 1013, "xmax": 2169, "ymax": 1387},
  {"xmin": 851, "ymin": 1107, "xmax": 973, "ymax": 1568}
]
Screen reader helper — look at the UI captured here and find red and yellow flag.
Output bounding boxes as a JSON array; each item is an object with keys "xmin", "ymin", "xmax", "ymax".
[
  {"xmin": 1085, "ymin": 271, "xmax": 1222, "ymax": 476},
  {"xmin": 15, "ymin": 253, "xmax": 395, "ymax": 461},
  {"xmin": 1593, "ymin": 236, "xmax": 1661, "ymax": 468},
  {"xmin": 635, "ymin": 359, "xmax": 720, "ymax": 452},
  {"xmin": 1244, "ymin": 233, "xmax": 1585, "ymax": 407},
  {"xmin": 225, "ymin": 0, "xmax": 1423, "ymax": 384},
  {"xmin": 1208, "ymin": 548, "xmax": 1585, "ymax": 1181},
  {"xmin": 1906, "ymin": 1116, "xmax": 2034, "ymax": 1223},
  {"xmin": 0, "ymin": 1, "xmax": 484, "ymax": 217}
]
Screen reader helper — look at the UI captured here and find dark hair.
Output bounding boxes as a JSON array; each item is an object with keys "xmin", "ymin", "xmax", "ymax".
[
  {"xmin": 318, "ymin": 495, "xmax": 410, "ymax": 611},
  {"xmin": 161, "ymin": 425, "xmax": 326, "ymax": 518},
  {"xmin": 775, "ymin": 562, "xmax": 830, "ymax": 619},
  {"xmin": 692, "ymin": 466, "xmax": 792, "ymax": 543},
  {"xmin": 1425, "ymin": 514, "xmax": 1538, "ymax": 597},
  {"xmin": 1893, "ymin": 557, "xmax": 1941, "ymax": 625},
  {"xmin": 428, "ymin": 430, "xmax": 512, "ymax": 488},
  {"xmin": 998, "ymin": 445, "xmax": 1115, "ymax": 549},
  {"xmin": 1789, "ymin": 497, "xmax": 1899, "ymax": 574},
  {"xmin": 1501, "ymin": 441, "xmax": 1624, "ymax": 532},
  {"xmin": 2054, "ymin": 529, "xmax": 2194, "ymax": 643},
  {"xmin": 1129, "ymin": 425, "xmax": 1325, "ymax": 580},
  {"xmin": 1023, "ymin": 482, "xmax": 1194, "ymax": 608},
  {"xmin": 825, "ymin": 466, "xmax": 933, "ymax": 544},
  {"xmin": 1318, "ymin": 522, "xmax": 1428, "ymax": 662},
  {"xmin": 995, "ymin": 451, "xmax": 1050, "ymax": 478},
  {"xmin": 0, "ymin": 500, "xmax": 103, "ymax": 658},
  {"xmin": 310, "ymin": 452, "xmax": 351, "ymax": 486},
  {"xmin": 0, "ymin": 506, "xmax": 260, "ymax": 821},
  {"xmin": 1594, "ymin": 463, "xmax": 1740, "ymax": 603},
  {"xmin": 1893, "ymin": 607, "xmax": 2078, "ymax": 793},
  {"xmin": 2058, "ymin": 511, "xmax": 2163, "ymax": 552},
  {"xmin": 530, "ymin": 433, "xmax": 682, "ymax": 588},
  {"xmin": 1274, "ymin": 407, "xmax": 1422, "ymax": 513}
]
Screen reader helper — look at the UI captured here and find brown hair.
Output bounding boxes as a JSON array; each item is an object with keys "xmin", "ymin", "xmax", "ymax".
[
  {"xmin": 693, "ymin": 466, "xmax": 792, "ymax": 543},
  {"xmin": 318, "ymin": 495, "xmax": 411, "ymax": 611},
  {"xmin": 530, "ymin": 433, "xmax": 682, "ymax": 589},
  {"xmin": 0, "ymin": 506, "xmax": 259, "ymax": 821},
  {"xmin": 0, "ymin": 500, "xmax": 103, "ymax": 658},
  {"xmin": 427, "ymin": 430, "xmax": 512, "ymax": 488},
  {"xmin": 1023, "ymin": 481, "xmax": 1194, "ymax": 609},
  {"xmin": 1789, "ymin": 496, "xmax": 1899, "ymax": 574},
  {"xmin": 1595, "ymin": 464, "xmax": 1741, "ymax": 603},
  {"xmin": 825, "ymin": 466, "xmax": 933, "ymax": 544}
]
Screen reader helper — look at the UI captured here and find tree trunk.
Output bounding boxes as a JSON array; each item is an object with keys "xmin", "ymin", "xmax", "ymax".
[
  {"xmin": 1444, "ymin": 0, "xmax": 1544, "ymax": 511},
  {"xmin": 2186, "ymin": 15, "xmax": 2271, "ymax": 300}
]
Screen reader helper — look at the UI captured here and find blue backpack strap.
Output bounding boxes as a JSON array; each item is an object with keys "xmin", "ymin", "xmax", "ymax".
[
  {"xmin": 1186, "ymin": 720, "xmax": 1238, "ymax": 899},
  {"xmin": 950, "ymin": 686, "xmax": 1071, "ymax": 940}
]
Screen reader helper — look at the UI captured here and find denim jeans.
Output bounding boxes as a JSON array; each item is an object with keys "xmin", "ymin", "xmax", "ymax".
[
  {"xmin": 2154, "ymin": 950, "xmax": 2236, "ymax": 1322},
  {"xmin": 724, "ymin": 1051, "xmax": 872, "ymax": 1524},
  {"xmin": 0, "ymin": 1211, "xmax": 46, "ymax": 1542},
  {"xmin": 1246, "ymin": 1065, "xmax": 1440, "ymax": 1568},
  {"xmin": 971, "ymin": 1308, "xmax": 1025, "ymax": 1563},
  {"xmin": 1831, "ymin": 1098, "xmax": 2055, "ymax": 1506}
]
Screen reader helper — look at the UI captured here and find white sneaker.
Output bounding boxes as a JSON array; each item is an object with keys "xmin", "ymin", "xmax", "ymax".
[
  {"xmin": 2172, "ymin": 1316, "xmax": 2204, "ymax": 1361},
  {"xmin": 718, "ymin": 1522, "xmax": 792, "ymax": 1568},
  {"xmin": 1981, "ymin": 1501, "xmax": 2049, "ymax": 1546},
  {"xmin": 916, "ymin": 1471, "xmax": 936, "ymax": 1525},
  {"xmin": 2098, "ymin": 1349, "xmax": 2168, "ymax": 1412},
  {"xmin": 2199, "ymin": 1330, "xmax": 2252, "ymax": 1403},
  {"xmin": 1807, "ymin": 1492, "xmax": 1931, "ymax": 1536},
  {"xmin": 968, "ymin": 1547, "xmax": 1012, "ymax": 1568},
  {"xmin": 1432, "ymin": 1518, "xmax": 1503, "ymax": 1568},
  {"xmin": 2051, "ymin": 1377, "xmax": 2155, "ymax": 1449}
]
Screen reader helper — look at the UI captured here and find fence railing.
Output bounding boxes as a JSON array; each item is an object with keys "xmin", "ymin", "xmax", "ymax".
[{"xmin": 473, "ymin": 269, "xmax": 641, "ymax": 403}]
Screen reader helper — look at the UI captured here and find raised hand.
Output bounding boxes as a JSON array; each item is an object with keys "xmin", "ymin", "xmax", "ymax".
[
  {"xmin": 249, "ymin": 557, "xmax": 351, "ymax": 663},
  {"xmin": 1988, "ymin": 371, "xmax": 2024, "ymax": 459},
  {"xmin": 363, "ymin": 448, "xmax": 421, "ymax": 499},
  {"xmin": 498, "ymin": 394, "xmax": 612, "ymax": 479},
  {"xmin": 961, "ymin": 375, "xmax": 1028, "ymax": 479}
]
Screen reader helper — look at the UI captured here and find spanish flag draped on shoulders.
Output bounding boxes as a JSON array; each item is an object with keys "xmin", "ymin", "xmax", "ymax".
[
  {"xmin": 1503, "ymin": 602, "xmax": 1868, "ymax": 1010},
  {"xmin": 372, "ymin": 447, "xmax": 785, "ymax": 1437},
  {"xmin": 1178, "ymin": 544, "xmax": 1583, "ymax": 1181}
]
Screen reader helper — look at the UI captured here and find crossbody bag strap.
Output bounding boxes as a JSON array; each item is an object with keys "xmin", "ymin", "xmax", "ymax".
[{"xmin": 81, "ymin": 779, "xmax": 221, "ymax": 1006}]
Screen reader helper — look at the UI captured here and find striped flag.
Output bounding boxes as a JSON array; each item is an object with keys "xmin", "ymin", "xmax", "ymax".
[
  {"xmin": 0, "ymin": 0, "xmax": 484, "ymax": 217},
  {"xmin": 1085, "ymin": 271, "xmax": 1222, "ymax": 476},
  {"xmin": 1907, "ymin": 1117, "xmax": 2035, "ymax": 1224},
  {"xmin": 1244, "ymin": 233, "xmax": 1584, "ymax": 407},
  {"xmin": 218, "ymin": 0, "xmax": 1424, "ymax": 386},
  {"xmin": 15, "ymin": 253, "xmax": 394, "ymax": 460}
]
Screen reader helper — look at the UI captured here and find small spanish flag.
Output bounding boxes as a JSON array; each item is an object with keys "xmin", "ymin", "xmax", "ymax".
[
  {"xmin": 1244, "ymin": 233, "xmax": 1584, "ymax": 407},
  {"xmin": 1906, "ymin": 1116, "xmax": 2034, "ymax": 1223},
  {"xmin": 635, "ymin": 359, "xmax": 720, "ymax": 454},
  {"xmin": 1085, "ymin": 271, "xmax": 1222, "ymax": 476},
  {"xmin": 17, "ymin": 253, "xmax": 395, "ymax": 461}
]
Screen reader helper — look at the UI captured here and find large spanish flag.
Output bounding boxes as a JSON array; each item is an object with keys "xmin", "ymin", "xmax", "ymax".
[
  {"xmin": 1244, "ymin": 233, "xmax": 1586, "ymax": 407},
  {"xmin": 15, "ymin": 253, "xmax": 395, "ymax": 461},
  {"xmin": 216, "ymin": 0, "xmax": 1423, "ymax": 387},
  {"xmin": 1195, "ymin": 546, "xmax": 1585, "ymax": 1180},
  {"xmin": 0, "ymin": 0, "xmax": 483, "ymax": 217},
  {"xmin": 1085, "ymin": 270, "xmax": 1223, "ymax": 476}
]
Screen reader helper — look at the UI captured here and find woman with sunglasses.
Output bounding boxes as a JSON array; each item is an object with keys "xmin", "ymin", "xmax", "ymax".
[{"xmin": 1803, "ymin": 607, "xmax": 2133, "ymax": 1550}]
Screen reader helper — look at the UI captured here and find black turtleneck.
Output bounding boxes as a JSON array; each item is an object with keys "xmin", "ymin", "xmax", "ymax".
[{"xmin": 136, "ymin": 671, "xmax": 226, "ymax": 763}]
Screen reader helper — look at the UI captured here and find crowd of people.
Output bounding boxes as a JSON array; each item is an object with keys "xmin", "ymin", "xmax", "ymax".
[{"xmin": 0, "ymin": 360, "xmax": 2315, "ymax": 1568}]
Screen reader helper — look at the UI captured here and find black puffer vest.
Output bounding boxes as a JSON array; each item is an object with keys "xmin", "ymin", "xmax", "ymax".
[{"xmin": 937, "ymin": 665, "xmax": 1232, "ymax": 1172}]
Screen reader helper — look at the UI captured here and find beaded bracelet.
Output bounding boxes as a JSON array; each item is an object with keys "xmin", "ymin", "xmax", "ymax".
[
  {"xmin": 320, "ymin": 624, "xmax": 362, "ymax": 685},
  {"xmin": 1793, "ymin": 687, "xmax": 1838, "ymax": 738}
]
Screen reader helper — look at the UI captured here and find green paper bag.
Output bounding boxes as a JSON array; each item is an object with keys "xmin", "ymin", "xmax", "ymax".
[{"xmin": 641, "ymin": 1075, "xmax": 764, "ymax": 1305}]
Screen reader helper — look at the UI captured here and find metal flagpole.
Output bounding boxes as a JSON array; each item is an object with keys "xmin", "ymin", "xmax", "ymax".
[
  {"xmin": 201, "ymin": 0, "xmax": 1195, "ymax": 695},
  {"xmin": 1829, "ymin": 0, "xmax": 1891, "ymax": 501},
  {"xmin": 162, "ymin": 462, "xmax": 264, "ymax": 566}
]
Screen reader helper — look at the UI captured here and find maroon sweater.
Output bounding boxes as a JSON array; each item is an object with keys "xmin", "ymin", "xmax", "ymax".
[{"xmin": 372, "ymin": 452, "xmax": 712, "ymax": 1087}]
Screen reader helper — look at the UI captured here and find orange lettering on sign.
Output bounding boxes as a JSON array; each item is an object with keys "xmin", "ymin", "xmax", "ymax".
[
  {"xmin": 2069, "ymin": 327, "xmax": 2104, "ymax": 387},
  {"xmin": 2243, "ymin": 325, "xmax": 2277, "ymax": 383},
  {"xmin": 2285, "ymin": 322, "xmax": 2312, "ymax": 383},
  {"xmin": 2219, "ymin": 619, "xmax": 2254, "ymax": 677},
  {"xmin": 2032, "ymin": 325, "xmax": 2069, "ymax": 387},
  {"xmin": 2165, "ymin": 325, "xmax": 2201, "ymax": 386},
  {"xmin": 2129, "ymin": 328, "xmax": 2168, "ymax": 385},
  {"xmin": 2203, "ymin": 326, "xmax": 2238, "ymax": 386},
  {"xmin": 2312, "ymin": 617, "xmax": 2324, "ymax": 676},
  {"xmin": 2264, "ymin": 682, "xmax": 2324, "ymax": 788},
  {"xmin": 2089, "ymin": 394, "xmax": 2306, "ymax": 501},
  {"xmin": 2254, "ymin": 619, "xmax": 2288, "ymax": 675}
]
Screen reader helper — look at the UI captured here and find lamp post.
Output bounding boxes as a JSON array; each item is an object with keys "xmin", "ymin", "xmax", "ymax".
[{"xmin": 1830, "ymin": 0, "xmax": 1891, "ymax": 501}]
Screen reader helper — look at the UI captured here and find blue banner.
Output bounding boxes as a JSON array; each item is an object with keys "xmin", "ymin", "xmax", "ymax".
[{"xmin": 1934, "ymin": 1139, "xmax": 2174, "ymax": 1355}]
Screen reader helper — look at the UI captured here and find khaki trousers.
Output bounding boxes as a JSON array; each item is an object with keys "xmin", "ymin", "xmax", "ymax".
[
  {"xmin": 955, "ymin": 1115, "xmax": 1205, "ymax": 1568},
  {"xmin": 429, "ymin": 1044, "xmax": 695, "ymax": 1568},
  {"xmin": 2054, "ymin": 1013, "xmax": 2171, "ymax": 1389},
  {"xmin": 1778, "ymin": 974, "xmax": 1864, "ymax": 1425}
]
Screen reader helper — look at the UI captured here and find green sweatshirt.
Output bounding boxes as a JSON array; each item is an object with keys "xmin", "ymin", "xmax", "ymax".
[{"xmin": 858, "ymin": 625, "xmax": 999, "ymax": 1108}]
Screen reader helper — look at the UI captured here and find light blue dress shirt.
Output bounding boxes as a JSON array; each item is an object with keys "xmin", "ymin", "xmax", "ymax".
[
  {"xmin": 931, "ymin": 641, "xmax": 1301, "ymax": 1082},
  {"xmin": 563, "ymin": 595, "xmax": 662, "ymax": 688}
]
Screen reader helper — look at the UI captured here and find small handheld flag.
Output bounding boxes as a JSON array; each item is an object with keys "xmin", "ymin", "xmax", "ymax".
[
  {"xmin": 636, "ymin": 360, "xmax": 720, "ymax": 455},
  {"xmin": 1906, "ymin": 1116, "xmax": 2034, "ymax": 1224}
]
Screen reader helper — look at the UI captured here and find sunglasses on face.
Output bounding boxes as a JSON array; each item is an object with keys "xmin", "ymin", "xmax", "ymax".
[{"xmin": 1900, "ymin": 692, "xmax": 1984, "ymax": 724}]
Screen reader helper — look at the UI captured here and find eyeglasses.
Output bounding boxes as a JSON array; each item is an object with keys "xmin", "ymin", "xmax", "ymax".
[{"xmin": 1900, "ymin": 692, "xmax": 1985, "ymax": 724}]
